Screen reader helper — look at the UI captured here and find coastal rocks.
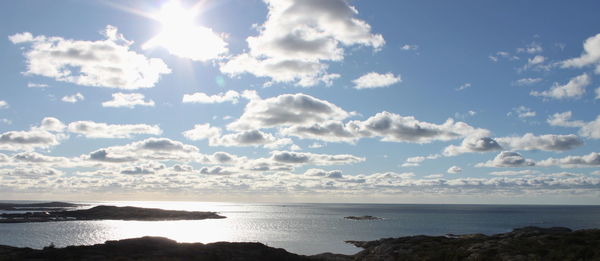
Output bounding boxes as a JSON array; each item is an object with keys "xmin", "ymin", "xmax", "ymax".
[
  {"xmin": 0, "ymin": 237, "xmax": 312, "ymax": 261},
  {"xmin": 344, "ymin": 215, "xmax": 382, "ymax": 221},
  {"xmin": 345, "ymin": 226, "xmax": 600, "ymax": 261},
  {"xmin": 0, "ymin": 205, "xmax": 225, "ymax": 223}
]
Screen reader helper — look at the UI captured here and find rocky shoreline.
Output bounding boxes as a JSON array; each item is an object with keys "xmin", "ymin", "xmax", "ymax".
[
  {"xmin": 0, "ymin": 205, "xmax": 225, "ymax": 223},
  {"xmin": 0, "ymin": 226, "xmax": 599, "ymax": 260}
]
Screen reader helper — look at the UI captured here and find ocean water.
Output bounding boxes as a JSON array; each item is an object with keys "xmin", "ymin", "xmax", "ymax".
[{"xmin": 1, "ymin": 201, "xmax": 600, "ymax": 255}]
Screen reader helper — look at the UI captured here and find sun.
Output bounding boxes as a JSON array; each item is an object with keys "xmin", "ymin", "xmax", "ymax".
[{"xmin": 143, "ymin": 0, "xmax": 228, "ymax": 62}]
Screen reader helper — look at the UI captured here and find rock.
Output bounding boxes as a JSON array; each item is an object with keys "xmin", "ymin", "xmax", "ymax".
[{"xmin": 344, "ymin": 215, "xmax": 382, "ymax": 221}]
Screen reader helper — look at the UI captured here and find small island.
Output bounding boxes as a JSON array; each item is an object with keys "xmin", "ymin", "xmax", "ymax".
[
  {"xmin": 0, "ymin": 201, "xmax": 82, "ymax": 211},
  {"xmin": 0, "ymin": 205, "xmax": 225, "ymax": 223},
  {"xmin": 344, "ymin": 215, "xmax": 382, "ymax": 221}
]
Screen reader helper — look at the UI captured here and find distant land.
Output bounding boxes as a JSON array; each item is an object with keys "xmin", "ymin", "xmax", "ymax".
[
  {"xmin": 0, "ymin": 203, "xmax": 225, "ymax": 223},
  {"xmin": 0, "ymin": 202, "xmax": 81, "ymax": 211},
  {"xmin": 0, "ymin": 227, "xmax": 599, "ymax": 260}
]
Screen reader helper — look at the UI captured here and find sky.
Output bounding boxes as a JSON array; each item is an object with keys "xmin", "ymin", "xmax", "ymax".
[{"xmin": 0, "ymin": 0, "xmax": 599, "ymax": 204}]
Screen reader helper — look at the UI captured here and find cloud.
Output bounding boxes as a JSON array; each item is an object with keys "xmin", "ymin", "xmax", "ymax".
[
  {"xmin": 443, "ymin": 136, "xmax": 502, "ymax": 156},
  {"xmin": 87, "ymin": 137, "xmax": 201, "ymax": 163},
  {"xmin": 220, "ymin": 0, "xmax": 383, "ymax": 87},
  {"xmin": 489, "ymin": 170, "xmax": 541, "ymax": 176},
  {"xmin": 400, "ymin": 44, "xmax": 419, "ymax": 51},
  {"xmin": 352, "ymin": 72, "xmax": 401, "ymax": 89},
  {"xmin": 38, "ymin": 117, "xmax": 66, "ymax": 132},
  {"xmin": 517, "ymin": 42, "xmax": 543, "ymax": 54},
  {"xmin": 548, "ymin": 111, "xmax": 600, "ymax": 139},
  {"xmin": 508, "ymin": 106, "xmax": 536, "ymax": 118},
  {"xmin": 304, "ymin": 168, "xmax": 343, "ymax": 179},
  {"xmin": 0, "ymin": 100, "xmax": 8, "ymax": 109},
  {"xmin": 401, "ymin": 154, "xmax": 440, "ymax": 167},
  {"xmin": 537, "ymin": 152, "xmax": 600, "ymax": 168},
  {"xmin": 447, "ymin": 166, "xmax": 462, "ymax": 174},
  {"xmin": 212, "ymin": 130, "xmax": 292, "ymax": 148},
  {"xmin": 27, "ymin": 82, "xmax": 48, "ymax": 88},
  {"xmin": 596, "ymin": 87, "xmax": 600, "ymax": 99},
  {"xmin": 0, "ymin": 167, "xmax": 62, "ymax": 179},
  {"xmin": 61, "ymin": 93, "xmax": 84, "ymax": 103},
  {"xmin": 0, "ymin": 130, "xmax": 62, "ymax": 151},
  {"xmin": 270, "ymin": 150, "xmax": 364, "ymax": 166},
  {"xmin": 9, "ymin": 25, "xmax": 171, "ymax": 89},
  {"xmin": 513, "ymin": 77, "xmax": 542, "ymax": 86},
  {"xmin": 562, "ymin": 33, "xmax": 600, "ymax": 73},
  {"xmin": 12, "ymin": 152, "xmax": 69, "ymax": 164},
  {"xmin": 496, "ymin": 133, "xmax": 583, "ymax": 152},
  {"xmin": 228, "ymin": 93, "xmax": 350, "ymax": 130},
  {"xmin": 530, "ymin": 73, "xmax": 590, "ymax": 99},
  {"xmin": 182, "ymin": 90, "xmax": 241, "ymax": 104},
  {"xmin": 182, "ymin": 124, "xmax": 222, "ymax": 141},
  {"xmin": 476, "ymin": 151, "xmax": 535, "ymax": 167},
  {"xmin": 456, "ymin": 83, "xmax": 471, "ymax": 91},
  {"xmin": 67, "ymin": 121, "xmax": 162, "ymax": 138},
  {"xmin": 102, "ymin": 93, "xmax": 155, "ymax": 108}
]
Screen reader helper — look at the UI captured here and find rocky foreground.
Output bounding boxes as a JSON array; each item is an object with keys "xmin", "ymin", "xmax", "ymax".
[
  {"xmin": 0, "ymin": 205, "xmax": 225, "ymax": 223},
  {"xmin": 1, "ymin": 227, "xmax": 599, "ymax": 260}
]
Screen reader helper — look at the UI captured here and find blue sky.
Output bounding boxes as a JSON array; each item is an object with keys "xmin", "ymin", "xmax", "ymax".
[{"xmin": 1, "ymin": 0, "xmax": 599, "ymax": 204}]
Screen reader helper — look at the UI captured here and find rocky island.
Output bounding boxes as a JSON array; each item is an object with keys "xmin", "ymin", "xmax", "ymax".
[
  {"xmin": 0, "ymin": 205, "xmax": 225, "ymax": 223},
  {"xmin": 344, "ymin": 215, "xmax": 382, "ymax": 221},
  {"xmin": 0, "ymin": 226, "xmax": 599, "ymax": 260}
]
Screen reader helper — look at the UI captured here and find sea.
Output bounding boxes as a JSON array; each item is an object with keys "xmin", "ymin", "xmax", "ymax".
[{"xmin": 1, "ymin": 201, "xmax": 600, "ymax": 255}]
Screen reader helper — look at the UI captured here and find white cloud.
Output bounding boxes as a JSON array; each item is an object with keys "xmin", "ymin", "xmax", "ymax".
[
  {"xmin": 443, "ymin": 136, "xmax": 502, "ymax": 156},
  {"xmin": 182, "ymin": 124, "xmax": 222, "ymax": 141},
  {"xmin": 537, "ymin": 152, "xmax": 600, "ymax": 168},
  {"xmin": 596, "ymin": 87, "xmax": 600, "ymax": 99},
  {"xmin": 447, "ymin": 166, "xmax": 462, "ymax": 174},
  {"xmin": 352, "ymin": 72, "xmax": 401, "ymax": 89},
  {"xmin": 61, "ymin": 93, "xmax": 84, "ymax": 103},
  {"xmin": 102, "ymin": 93, "xmax": 155, "ymax": 108},
  {"xmin": 517, "ymin": 42, "xmax": 543, "ymax": 54},
  {"xmin": 531, "ymin": 73, "xmax": 590, "ymax": 99},
  {"xmin": 269, "ymin": 150, "xmax": 364, "ymax": 166},
  {"xmin": 304, "ymin": 168, "xmax": 343, "ymax": 179},
  {"xmin": 514, "ymin": 77, "xmax": 542, "ymax": 86},
  {"xmin": 68, "ymin": 121, "xmax": 162, "ymax": 139},
  {"xmin": 87, "ymin": 138, "xmax": 202, "ymax": 163},
  {"xmin": 527, "ymin": 55, "xmax": 545, "ymax": 65},
  {"xmin": 182, "ymin": 90, "xmax": 241, "ymax": 104},
  {"xmin": 142, "ymin": 1, "xmax": 228, "ymax": 62},
  {"xmin": 27, "ymin": 82, "xmax": 48, "ymax": 88},
  {"xmin": 562, "ymin": 33, "xmax": 600, "ymax": 73},
  {"xmin": 220, "ymin": 0, "xmax": 383, "ymax": 87},
  {"xmin": 228, "ymin": 93, "xmax": 350, "ymax": 131},
  {"xmin": 456, "ymin": 83, "xmax": 471, "ymax": 91},
  {"xmin": 489, "ymin": 170, "xmax": 540, "ymax": 176},
  {"xmin": 400, "ymin": 44, "xmax": 419, "ymax": 51},
  {"xmin": 401, "ymin": 154, "xmax": 440, "ymax": 167},
  {"xmin": 547, "ymin": 111, "xmax": 600, "ymax": 139},
  {"xmin": 9, "ymin": 25, "xmax": 171, "ymax": 89},
  {"xmin": 0, "ymin": 100, "xmax": 8, "ymax": 109},
  {"xmin": 508, "ymin": 106, "xmax": 536, "ymax": 118},
  {"xmin": 496, "ymin": 133, "xmax": 583, "ymax": 152},
  {"xmin": 476, "ymin": 151, "xmax": 535, "ymax": 167},
  {"xmin": 37, "ymin": 117, "xmax": 66, "ymax": 132},
  {"xmin": 0, "ymin": 130, "xmax": 62, "ymax": 151}
]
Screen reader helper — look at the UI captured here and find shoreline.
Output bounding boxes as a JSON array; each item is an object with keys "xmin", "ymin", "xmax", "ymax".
[{"xmin": 1, "ymin": 226, "xmax": 599, "ymax": 260}]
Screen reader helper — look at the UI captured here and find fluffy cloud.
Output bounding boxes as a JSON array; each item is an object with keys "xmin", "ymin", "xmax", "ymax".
[
  {"xmin": 182, "ymin": 123, "xmax": 291, "ymax": 148},
  {"xmin": 228, "ymin": 93, "xmax": 350, "ymax": 130},
  {"xmin": 456, "ymin": 83, "xmax": 471, "ymax": 91},
  {"xmin": 443, "ymin": 136, "xmax": 501, "ymax": 156},
  {"xmin": 182, "ymin": 90, "xmax": 241, "ymax": 104},
  {"xmin": 562, "ymin": 33, "xmax": 600, "ymax": 73},
  {"xmin": 496, "ymin": 133, "xmax": 583, "ymax": 152},
  {"xmin": 548, "ymin": 111, "xmax": 600, "ymax": 139},
  {"xmin": 0, "ymin": 128, "xmax": 63, "ymax": 151},
  {"xmin": 9, "ymin": 26, "xmax": 170, "ymax": 89},
  {"xmin": 102, "ymin": 93, "xmax": 155, "ymax": 108},
  {"xmin": 513, "ymin": 77, "xmax": 542, "ymax": 86},
  {"xmin": 87, "ymin": 138, "xmax": 201, "ymax": 163},
  {"xmin": 270, "ymin": 150, "xmax": 364, "ymax": 166},
  {"xmin": 61, "ymin": 93, "xmax": 84, "ymax": 103},
  {"xmin": 182, "ymin": 124, "xmax": 222, "ymax": 141},
  {"xmin": 508, "ymin": 106, "xmax": 536, "ymax": 118},
  {"xmin": 0, "ymin": 167, "xmax": 62, "ymax": 179},
  {"xmin": 447, "ymin": 166, "xmax": 462, "ymax": 174},
  {"xmin": 304, "ymin": 168, "xmax": 343, "ymax": 179},
  {"xmin": 476, "ymin": 151, "xmax": 535, "ymax": 167},
  {"xmin": 0, "ymin": 100, "xmax": 8, "ymax": 109},
  {"xmin": 530, "ymin": 73, "xmax": 590, "ymax": 99},
  {"xmin": 352, "ymin": 72, "xmax": 401, "ymax": 89},
  {"xmin": 220, "ymin": 0, "xmax": 383, "ymax": 87},
  {"xmin": 401, "ymin": 154, "xmax": 440, "ymax": 167},
  {"xmin": 517, "ymin": 42, "xmax": 543, "ymax": 54},
  {"xmin": 537, "ymin": 152, "xmax": 600, "ymax": 168},
  {"xmin": 68, "ymin": 121, "xmax": 162, "ymax": 139},
  {"xmin": 37, "ymin": 117, "xmax": 66, "ymax": 132}
]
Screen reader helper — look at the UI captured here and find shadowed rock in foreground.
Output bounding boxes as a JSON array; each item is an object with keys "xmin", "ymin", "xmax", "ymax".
[
  {"xmin": 0, "ymin": 205, "xmax": 225, "ymax": 223},
  {"xmin": 0, "ymin": 227, "xmax": 599, "ymax": 260}
]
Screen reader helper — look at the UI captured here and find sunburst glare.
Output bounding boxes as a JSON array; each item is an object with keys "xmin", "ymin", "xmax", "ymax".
[{"xmin": 143, "ymin": 0, "xmax": 228, "ymax": 61}]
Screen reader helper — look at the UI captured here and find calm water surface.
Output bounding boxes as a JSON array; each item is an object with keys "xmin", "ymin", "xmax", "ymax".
[{"xmin": 1, "ymin": 201, "xmax": 600, "ymax": 255}]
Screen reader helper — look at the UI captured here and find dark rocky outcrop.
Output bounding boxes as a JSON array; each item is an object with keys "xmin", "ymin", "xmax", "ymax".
[
  {"xmin": 0, "ymin": 205, "xmax": 225, "ymax": 223},
  {"xmin": 0, "ymin": 227, "xmax": 599, "ymax": 260},
  {"xmin": 344, "ymin": 215, "xmax": 382, "ymax": 221},
  {"xmin": 345, "ymin": 226, "xmax": 600, "ymax": 261},
  {"xmin": 0, "ymin": 201, "xmax": 81, "ymax": 211}
]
